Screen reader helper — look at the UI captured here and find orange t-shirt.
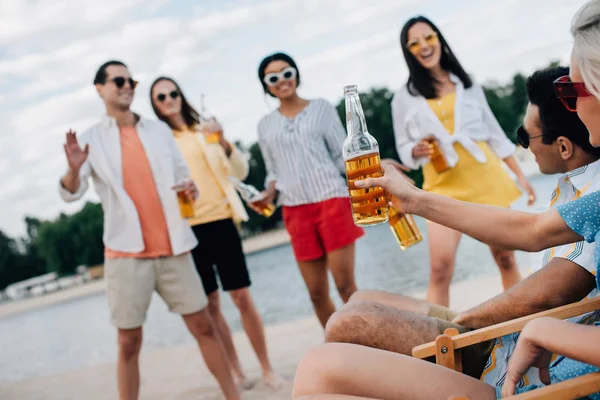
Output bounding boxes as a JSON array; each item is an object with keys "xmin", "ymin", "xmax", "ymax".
[{"xmin": 105, "ymin": 126, "xmax": 173, "ymax": 258}]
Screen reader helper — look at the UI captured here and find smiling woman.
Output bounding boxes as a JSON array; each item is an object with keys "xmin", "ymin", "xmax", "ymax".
[
  {"xmin": 255, "ymin": 52, "xmax": 364, "ymax": 329},
  {"xmin": 389, "ymin": 16, "xmax": 537, "ymax": 306}
]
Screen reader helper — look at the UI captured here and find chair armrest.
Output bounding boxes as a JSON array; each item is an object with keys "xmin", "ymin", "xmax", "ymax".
[{"xmin": 413, "ymin": 296, "xmax": 600, "ymax": 359}]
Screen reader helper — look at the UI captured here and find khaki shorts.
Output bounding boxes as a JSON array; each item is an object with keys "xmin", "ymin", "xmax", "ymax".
[
  {"xmin": 427, "ymin": 304, "xmax": 494, "ymax": 379},
  {"xmin": 104, "ymin": 253, "xmax": 208, "ymax": 329}
]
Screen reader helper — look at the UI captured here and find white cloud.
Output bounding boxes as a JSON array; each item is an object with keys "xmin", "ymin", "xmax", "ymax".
[{"xmin": 0, "ymin": 0, "xmax": 590, "ymax": 237}]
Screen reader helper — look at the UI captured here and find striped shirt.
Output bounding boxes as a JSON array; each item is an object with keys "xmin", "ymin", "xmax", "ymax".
[
  {"xmin": 257, "ymin": 99, "xmax": 349, "ymax": 206},
  {"xmin": 480, "ymin": 158, "xmax": 600, "ymax": 389}
]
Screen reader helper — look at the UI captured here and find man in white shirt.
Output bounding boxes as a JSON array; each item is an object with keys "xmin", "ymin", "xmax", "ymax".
[
  {"xmin": 59, "ymin": 60, "xmax": 239, "ymax": 400},
  {"xmin": 323, "ymin": 66, "xmax": 600, "ymax": 381}
]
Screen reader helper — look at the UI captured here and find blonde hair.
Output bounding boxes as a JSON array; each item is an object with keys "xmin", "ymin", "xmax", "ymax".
[{"xmin": 572, "ymin": 0, "xmax": 600, "ymax": 99}]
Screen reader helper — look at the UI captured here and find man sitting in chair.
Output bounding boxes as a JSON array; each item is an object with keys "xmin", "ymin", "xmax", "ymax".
[{"xmin": 323, "ymin": 66, "xmax": 600, "ymax": 384}]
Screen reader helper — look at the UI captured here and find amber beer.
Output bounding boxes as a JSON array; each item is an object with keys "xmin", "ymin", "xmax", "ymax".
[
  {"xmin": 229, "ymin": 177, "xmax": 276, "ymax": 218},
  {"xmin": 252, "ymin": 199, "xmax": 276, "ymax": 218},
  {"xmin": 388, "ymin": 206, "xmax": 422, "ymax": 250},
  {"xmin": 343, "ymin": 84, "xmax": 388, "ymax": 226},
  {"xmin": 174, "ymin": 185, "xmax": 195, "ymax": 219},
  {"xmin": 426, "ymin": 138, "xmax": 450, "ymax": 173},
  {"xmin": 204, "ymin": 131, "xmax": 221, "ymax": 144},
  {"xmin": 345, "ymin": 152, "xmax": 388, "ymax": 225}
]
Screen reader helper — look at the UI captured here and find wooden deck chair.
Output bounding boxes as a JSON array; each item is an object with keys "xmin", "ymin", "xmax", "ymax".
[{"xmin": 410, "ymin": 296, "xmax": 600, "ymax": 400}]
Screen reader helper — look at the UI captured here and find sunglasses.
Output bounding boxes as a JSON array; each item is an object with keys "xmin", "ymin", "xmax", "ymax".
[
  {"xmin": 108, "ymin": 76, "xmax": 138, "ymax": 89},
  {"xmin": 156, "ymin": 90, "xmax": 180, "ymax": 102},
  {"xmin": 263, "ymin": 66, "xmax": 297, "ymax": 87},
  {"xmin": 406, "ymin": 32, "xmax": 439, "ymax": 55},
  {"xmin": 553, "ymin": 75, "xmax": 592, "ymax": 112},
  {"xmin": 517, "ymin": 126, "xmax": 545, "ymax": 148}
]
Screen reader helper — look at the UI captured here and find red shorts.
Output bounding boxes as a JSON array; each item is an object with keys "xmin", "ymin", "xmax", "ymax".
[{"xmin": 282, "ymin": 197, "xmax": 365, "ymax": 261}]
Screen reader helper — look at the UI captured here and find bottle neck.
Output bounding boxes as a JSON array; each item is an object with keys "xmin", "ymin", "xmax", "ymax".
[{"xmin": 345, "ymin": 92, "xmax": 368, "ymax": 137}]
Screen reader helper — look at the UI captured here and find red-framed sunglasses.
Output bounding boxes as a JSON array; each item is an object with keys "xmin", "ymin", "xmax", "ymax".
[{"xmin": 553, "ymin": 75, "xmax": 592, "ymax": 112}]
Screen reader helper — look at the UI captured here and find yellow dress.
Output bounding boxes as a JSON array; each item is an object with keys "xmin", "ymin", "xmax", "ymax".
[{"xmin": 423, "ymin": 92, "xmax": 521, "ymax": 207}]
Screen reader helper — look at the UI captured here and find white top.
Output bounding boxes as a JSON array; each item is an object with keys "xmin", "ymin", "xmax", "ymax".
[
  {"xmin": 391, "ymin": 74, "xmax": 516, "ymax": 169},
  {"xmin": 58, "ymin": 115, "xmax": 198, "ymax": 255},
  {"xmin": 257, "ymin": 99, "xmax": 349, "ymax": 206},
  {"xmin": 480, "ymin": 158, "xmax": 600, "ymax": 388}
]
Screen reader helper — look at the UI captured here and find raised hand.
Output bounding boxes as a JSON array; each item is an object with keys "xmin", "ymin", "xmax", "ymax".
[{"xmin": 63, "ymin": 129, "xmax": 89, "ymax": 172}]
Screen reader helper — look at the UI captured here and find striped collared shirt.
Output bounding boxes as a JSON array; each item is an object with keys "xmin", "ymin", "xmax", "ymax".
[
  {"xmin": 257, "ymin": 99, "xmax": 349, "ymax": 206},
  {"xmin": 480, "ymin": 158, "xmax": 600, "ymax": 389}
]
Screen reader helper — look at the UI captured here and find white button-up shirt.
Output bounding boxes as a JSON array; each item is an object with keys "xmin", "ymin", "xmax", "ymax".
[
  {"xmin": 391, "ymin": 74, "xmax": 516, "ymax": 170},
  {"xmin": 58, "ymin": 115, "xmax": 198, "ymax": 255}
]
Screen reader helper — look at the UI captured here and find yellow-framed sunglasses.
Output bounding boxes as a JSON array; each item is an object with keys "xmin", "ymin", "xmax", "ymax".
[{"xmin": 406, "ymin": 32, "xmax": 439, "ymax": 55}]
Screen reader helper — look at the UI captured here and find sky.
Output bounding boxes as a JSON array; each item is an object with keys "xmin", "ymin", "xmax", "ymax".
[{"xmin": 0, "ymin": 0, "xmax": 588, "ymax": 237}]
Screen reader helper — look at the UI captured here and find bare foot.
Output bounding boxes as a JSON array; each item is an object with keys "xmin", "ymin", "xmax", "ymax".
[
  {"xmin": 263, "ymin": 371, "xmax": 286, "ymax": 390},
  {"xmin": 234, "ymin": 375, "xmax": 256, "ymax": 391}
]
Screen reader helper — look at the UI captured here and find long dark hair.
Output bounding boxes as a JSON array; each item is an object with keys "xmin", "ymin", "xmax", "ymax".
[
  {"xmin": 257, "ymin": 52, "xmax": 301, "ymax": 98},
  {"xmin": 150, "ymin": 76, "xmax": 200, "ymax": 129},
  {"xmin": 400, "ymin": 16, "xmax": 472, "ymax": 99}
]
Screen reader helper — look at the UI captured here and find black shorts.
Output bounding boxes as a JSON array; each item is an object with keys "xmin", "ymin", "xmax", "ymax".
[{"xmin": 190, "ymin": 218, "xmax": 251, "ymax": 295}]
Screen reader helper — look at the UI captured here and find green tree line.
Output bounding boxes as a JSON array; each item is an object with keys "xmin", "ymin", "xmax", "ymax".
[{"xmin": 0, "ymin": 64, "xmax": 556, "ymax": 290}]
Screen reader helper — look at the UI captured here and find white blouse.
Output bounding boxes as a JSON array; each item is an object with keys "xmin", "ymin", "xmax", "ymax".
[{"xmin": 391, "ymin": 74, "xmax": 516, "ymax": 170}]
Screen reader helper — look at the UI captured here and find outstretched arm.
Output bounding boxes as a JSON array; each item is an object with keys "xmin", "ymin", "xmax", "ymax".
[{"xmin": 354, "ymin": 165, "xmax": 583, "ymax": 252}]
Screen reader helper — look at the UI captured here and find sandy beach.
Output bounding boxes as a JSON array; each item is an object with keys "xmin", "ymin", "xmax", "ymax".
[{"xmin": 0, "ymin": 270, "xmax": 516, "ymax": 400}]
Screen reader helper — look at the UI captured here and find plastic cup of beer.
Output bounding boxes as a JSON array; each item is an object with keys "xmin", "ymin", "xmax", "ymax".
[
  {"xmin": 173, "ymin": 182, "xmax": 195, "ymax": 219},
  {"xmin": 201, "ymin": 117, "xmax": 222, "ymax": 144}
]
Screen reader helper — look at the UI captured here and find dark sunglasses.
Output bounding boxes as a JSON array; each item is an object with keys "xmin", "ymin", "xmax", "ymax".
[
  {"xmin": 108, "ymin": 76, "xmax": 138, "ymax": 89},
  {"xmin": 553, "ymin": 75, "xmax": 592, "ymax": 112},
  {"xmin": 517, "ymin": 126, "xmax": 545, "ymax": 148},
  {"xmin": 156, "ymin": 90, "xmax": 180, "ymax": 102}
]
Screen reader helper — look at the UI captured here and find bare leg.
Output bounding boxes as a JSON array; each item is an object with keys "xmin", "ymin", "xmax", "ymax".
[
  {"xmin": 292, "ymin": 343, "xmax": 496, "ymax": 400},
  {"xmin": 205, "ymin": 291, "xmax": 248, "ymax": 387},
  {"xmin": 298, "ymin": 257, "xmax": 336, "ymax": 328},
  {"xmin": 229, "ymin": 287, "xmax": 284, "ymax": 389},
  {"xmin": 426, "ymin": 222, "xmax": 463, "ymax": 307},
  {"xmin": 324, "ymin": 300, "xmax": 442, "ymax": 355},
  {"xmin": 296, "ymin": 396, "xmax": 378, "ymax": 400},
  {"xmin": 327, "ymin": 243, "xmax": 358, "ymax": 303},
  {"xmin": 348, "ymin": 290, "xmax": 436, "ymax": 314},
  {"xmin": 182, "ymin": 309, "xmax": 240, "ymax": 400},
  {"xmin": 490, "ymin": 246, "xmax": 522, "ymax": 290},
  {"xmin": 117, "ymin": 328, "xmax": 143, "ymax": 400}
]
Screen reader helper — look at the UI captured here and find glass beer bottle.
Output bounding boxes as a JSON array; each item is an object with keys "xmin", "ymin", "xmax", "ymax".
[
  {"xmin": 229, "ymin": 177, "xmax": 276, "ymax": 218},
  {"xmin": 426, "ymin": 138, "xmax": 450, "ymax": 173},
  {"xmin": 343, "ymin": 85, "xmax": 388, "ymax": 226},
  {"xmin": 388, "ymin": 205, "xmax": 423, "ymax": 250}
]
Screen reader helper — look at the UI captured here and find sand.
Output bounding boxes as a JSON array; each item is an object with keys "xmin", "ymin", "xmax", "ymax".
[{"xmin": 0, "ymin": 271, "xmax": 513, "ymax": 400}]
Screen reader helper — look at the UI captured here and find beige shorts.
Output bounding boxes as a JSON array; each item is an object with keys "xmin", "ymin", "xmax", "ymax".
[{"xmin": 104, "ymin": 253, "xmax": 208, "ymax": 329}]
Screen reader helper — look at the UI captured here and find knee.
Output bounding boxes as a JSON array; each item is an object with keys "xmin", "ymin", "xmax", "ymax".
[
  {"xmin": 230, "ymin": 289, "xmax": 252, "ymax": 313},
  {"xmin": 189, "ymin": 311, "xmax": 216, "ymax": 338},
  {"xmin": 307, "ymin": 285, "xmax": 329, "ymax": 305},
  {"xmin": 348, "ymin": 290, "xmax": 379, "ymax": 303},
  {"xmin": 430, "ymin": 258, "xmax": 454, "ymax": 285},
  {"xmin": 118, "ymin": 331, "xmax": 142, "ymax": 360},
  {"xmin": 492, "ymin": 249, "xmax": 516, "ymax": 269},
  {"xmin": 324, "ymin": 301, "xmax": 369, "ymax": 343},
  {"xmin": 207, "ymin": 293, "xmax": 221, "ymax": 317},
  {"xmin": 335, "ymin": 280, "xmax": 357, "ymax": 302},
  {"xmin": 292, "ymin": 344, "xmax": 343, "ymax": 398}
]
